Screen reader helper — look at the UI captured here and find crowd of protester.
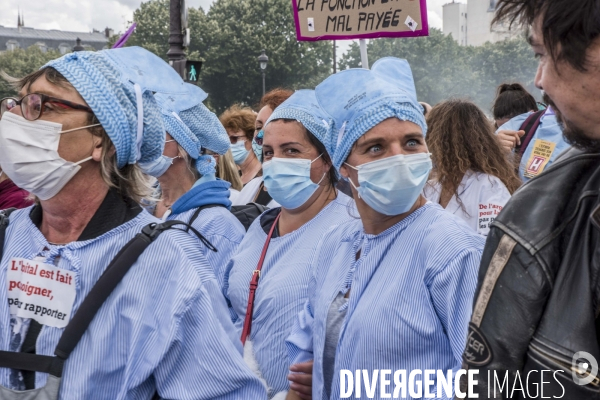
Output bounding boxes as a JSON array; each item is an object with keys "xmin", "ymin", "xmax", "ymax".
[{"xmin": 0, "ymin": 0, "xmax": 597, "ymax": 398}]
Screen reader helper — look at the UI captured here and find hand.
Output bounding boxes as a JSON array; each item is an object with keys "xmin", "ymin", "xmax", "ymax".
[
  {"xmin": 496, "ymin": 130, "xmax": 525, "ymax": 153},
  {"xmin": 288, "ymin": 361, "xmax": 313, "ymax": 400}
]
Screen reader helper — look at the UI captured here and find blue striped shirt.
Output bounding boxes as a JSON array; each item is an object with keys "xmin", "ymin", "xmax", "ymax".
[
  {"xmin": 286, "ymin": 202, "xmax": 484, "ymax": 400},
  {"xmin": 168, "ymin": 206, "xmax": 245, "ymax": 297},
  {"xmin": 225, "ymin": 193, "xmax": 356, "ymax": 397},
  {"xmin": 0, "ymin": 207, "xmax": 266, "ymax": 399}
]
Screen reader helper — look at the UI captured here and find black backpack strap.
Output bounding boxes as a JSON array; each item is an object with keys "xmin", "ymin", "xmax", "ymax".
[
  {"xmin": 0, "ymin": 208, "xmax": 17, "ymax": 262},
  {"xmin": 0, "ymin": 220, "xmax": 183, "ymax": 377},
  {"xmin": 517, "ymin": 110, "xmax": 545, "ymax": 156},
  {"xmin": 179, "ymin": 205, "xmax": 221, "ymax": 252},
  {"xmin": 187, "ymin": 204, "xmax": 225, "ymax": 227},
  {"xmin": 21, "ymin": 319, "xmax": 43, "ymax": 388},
  {"xmin": 254, "ymin": 182, "xmax": 273, "ymax": 206}
]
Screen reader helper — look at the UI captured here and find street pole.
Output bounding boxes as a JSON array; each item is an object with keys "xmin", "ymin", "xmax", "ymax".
[
  {"xmin": 167, "ymin": 0, "xmax": 186, "ymax": 76},
  {"xmin": 359, "ymin": 39, "xmax": 369, "ymax": 69},
  {"xmin": 258, "ymin": 50, "xmax": 268, "ymax": 98},
  {"xmin": 333, "ymin": 40, "xmax": 337, "ymax": 73}
]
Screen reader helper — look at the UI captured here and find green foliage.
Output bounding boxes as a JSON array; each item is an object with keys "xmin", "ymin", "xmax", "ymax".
[
  {"xmin": 0, "ymin": 47, "xmax": 62, "ymax": 99},
  {"xmin": 338, "ymin": 28, "xmax": 539, "ymax": 113},
  {"xmin": 126, "ymin": 0, "xmax": 171, "ymax": 60},
  {"xmin": 128, "ymin": 0, "xmax": 332, "ymax": 112}
]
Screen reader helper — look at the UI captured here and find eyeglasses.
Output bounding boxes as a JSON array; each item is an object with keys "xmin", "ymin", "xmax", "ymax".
[
  {"xmin": 229, "ymin": 135, "xmax": 247, "ymax": 145},
  {"xmin": 253, "ymin": 130, "xmax": 264, "ymax": 146},
  {"xmin": 0, "ymin": 93, "xmax": 94, "ymax": 121}
]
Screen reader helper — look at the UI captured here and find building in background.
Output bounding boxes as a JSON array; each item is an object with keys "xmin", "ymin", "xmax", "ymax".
[
  {"xmin": 0, "ymin": 12, "xmax": 111, "ymax": 54},
  {"xmin": 442, "ymin": 2, "xmax": 468, "ymax": 46},
  {"xmin": 443, "ymin": 0, "xmax": 520, "ymax": 46}
]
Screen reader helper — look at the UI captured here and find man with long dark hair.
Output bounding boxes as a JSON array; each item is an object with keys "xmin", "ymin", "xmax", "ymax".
[{"xmin": 461, "ymin": 0, "xmax": 600, "ymax": 398}]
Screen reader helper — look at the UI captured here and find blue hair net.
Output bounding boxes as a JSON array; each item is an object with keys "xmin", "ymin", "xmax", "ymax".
[
  {"xmin": 44, "ymin": 47, "xmax": 187, "ymax": 168},
  {"xmin": 155, "ymin": 83, "xmax": 230, "ymax": 176},
  {"xmin": 265, "ymin": 89, "xmax": 333, "ymax": 155},
  {"xmin": 315, "ymin": 57, "xmax": 426, "ymax": 171}
]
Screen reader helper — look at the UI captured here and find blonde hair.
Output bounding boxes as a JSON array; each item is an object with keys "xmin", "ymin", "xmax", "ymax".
[{"xmin": 217, "ymin": 150, "xmax": 243, "ymax": 191}]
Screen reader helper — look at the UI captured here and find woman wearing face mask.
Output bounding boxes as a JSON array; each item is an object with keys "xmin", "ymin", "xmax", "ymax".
[
  {"xmin": 141, "ymin": 83, "xmax": 246, "ymax": 296},
  {"xmin": 286, "ymin": 58, "xmax": 485, "ymax": 400},
  {"xmin": 224, "ymin": 90, "xmax": 355, "ymax": 399},
  {"xmin": 0, "ymin": 47, "xmax": 264, "ymax": 399},
  {"xmin": 234, "ymin": 89, "xmax": 293, "ymax": 207},
  {"xmin": 220, "ymin": 105, "xmax": 262, "ymax": 185}
]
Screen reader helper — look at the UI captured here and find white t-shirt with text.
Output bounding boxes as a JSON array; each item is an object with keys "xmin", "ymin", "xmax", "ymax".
[{"xmin": 424, "ymin": 171, "xmax": 511, "ymax": 236}]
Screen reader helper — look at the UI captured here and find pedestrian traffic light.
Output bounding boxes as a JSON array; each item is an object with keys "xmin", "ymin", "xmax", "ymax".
[{"xmin": 184, "ymin": 61, "xmax": 202, "ymax": 83}]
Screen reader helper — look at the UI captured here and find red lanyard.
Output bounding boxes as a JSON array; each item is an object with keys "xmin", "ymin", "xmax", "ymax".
[{"xmin": 240, "ymin": 212, "xmax": 281, "ymax": 345}]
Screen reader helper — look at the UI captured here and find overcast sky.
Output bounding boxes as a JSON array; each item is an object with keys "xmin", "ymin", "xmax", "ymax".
[{"xmin": 0, "ymin": 0, "xmax": 450, "ymax": 55}]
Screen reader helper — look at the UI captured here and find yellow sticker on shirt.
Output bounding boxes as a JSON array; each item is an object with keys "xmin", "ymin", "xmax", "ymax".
[{"xmin": 524, "ymin": 139, "xmax": 557, "ymax": 178}]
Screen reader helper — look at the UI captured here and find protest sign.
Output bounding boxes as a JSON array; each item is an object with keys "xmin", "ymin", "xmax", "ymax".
[
  {"xmin": 7, "ymin": 257, "xmax": 76, "ymax": 328},
  {"xmin": 292, "ymin": 0, "xmax": 429, "ymax": 41}
]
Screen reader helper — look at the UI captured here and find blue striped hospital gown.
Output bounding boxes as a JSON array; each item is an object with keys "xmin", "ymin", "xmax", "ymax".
[
  {"xmin": 167, "ymin": 206, "xmax": 245, "ymax": 297},
  {"xmin": 0, "ymin": 207, "xmax": 266, "ymax": 399},
  {"xmin": 225, "ymin": 192, "xmax": 356, "ymax": 398},
  {"xmin": 287, "ymin": 202, "xmax": 485, "ymax": 400}
]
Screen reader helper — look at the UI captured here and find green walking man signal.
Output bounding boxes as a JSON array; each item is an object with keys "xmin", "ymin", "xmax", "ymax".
[
  {"xmin": 172, "ymin": 60, "xmax": 203, "ymax": 83},
  {"xmin": 185, "ymin": 61, "xmax": 202, "ymax": 82}
]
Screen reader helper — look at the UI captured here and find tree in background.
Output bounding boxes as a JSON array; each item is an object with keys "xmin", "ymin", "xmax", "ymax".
[
  {"xmin": 338, "ymin": 29, "xmax": 539, "ymax": 113},
  {"xmin": 127, "ymin": 0, "xmax": 332, "ymax": 112},
  {"xmin": 0, "ymin": 47, "xmax": 62, "ymax": 99},
  {"xmin": 198, "ymin": 0, "xmax": 331, "ymax": 112},
  {"xmin": 125, "ymin": 0, "xmax": 171, "ymax": 60}
]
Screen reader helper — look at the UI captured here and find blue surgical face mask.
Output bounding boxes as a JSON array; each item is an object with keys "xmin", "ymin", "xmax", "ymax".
[
  {"xmin": 231, "ymin": 141, "xmax": 250, "ymax": 165},
  {"xmin": 139, "ymin": 139, "xmax": 181, "ymax": 178},
  {"xmin": 263, "ymin": 154, "xmax": 325, "ymax": 210},
  {"xmin": 252, "ymin": 130, "xmax": 264, "ymax": 162},
  {"xmin": 139, "ymin": 154, "xmax": 180, "ymax": 178},
  {"xmin": 345, "ymin": 153, "xmax": 432, "ymax": 216}
]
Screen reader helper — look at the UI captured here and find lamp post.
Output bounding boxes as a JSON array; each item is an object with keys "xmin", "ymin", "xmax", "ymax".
[
  {"xmin": 258, "ymin": 49, "xmax": 268, "ymax": 97},
  {"xmin": 73, "ymin": 38, "xmax": 84, "ymax": 52},
  {"xmin": 168, "ymin": 0, "xmax": 186, "ymax": 76}
]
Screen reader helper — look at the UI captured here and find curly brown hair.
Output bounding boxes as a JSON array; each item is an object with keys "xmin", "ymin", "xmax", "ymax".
[
  {"xmin": 426, "ymin": 99, "xmax": 522, "ymax": 207},
  {"xmin": 259, "ymin": 88, "xmax": 293, "ymax": 111},
  {"xmin": 219, "ymin": 105, "xmax": 256, "ymax": 141}
]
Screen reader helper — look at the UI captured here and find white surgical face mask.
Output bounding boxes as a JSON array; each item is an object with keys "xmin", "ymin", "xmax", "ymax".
[
  {"xmin": 345, "ymin": 152, "xmax": 432, "ymax": 216},
  {"xmin": 0, "ymin": 113, "xmax": 99, "ymax": 200}
]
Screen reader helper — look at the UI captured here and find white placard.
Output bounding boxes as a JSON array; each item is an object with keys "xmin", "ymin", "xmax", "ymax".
[{"xmin": 7, "ymin": 258, "xmax": 76, "ymax": 328}]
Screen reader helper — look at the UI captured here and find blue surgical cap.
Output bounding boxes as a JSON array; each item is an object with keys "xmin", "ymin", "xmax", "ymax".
[
  {"xmin": 315, "ymin": 57, "xmax": 426, "ymax": 171},
  {"xmin": 155, "ymin": 83, "xmax": 230, "ymax": 176},
  {"xmin": 44, "ymin": 47, "xmax": 186, "ymax": 168},
  {"xmin": 265, "ymin": 89, "xmax": 333, "ymax": 155}
]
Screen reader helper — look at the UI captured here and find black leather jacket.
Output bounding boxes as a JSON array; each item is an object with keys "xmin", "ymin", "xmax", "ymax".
[{"xmin": 462, "ymin": 148, "xmax": 600, "ymax": 399}]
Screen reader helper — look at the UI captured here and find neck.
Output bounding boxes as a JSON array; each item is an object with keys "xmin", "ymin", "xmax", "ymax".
[
  {"xmin": 39, "ymin": 168, "xmax": 109, "ymax": 244},
  {"xmin": 158, "ymin": 167, "xmax": 195, "ymax": 208},
  {"xmin": 240, "ymin": 153, "xmax": 262, "ymax": 184},
  {"xmin": 358, "ymin": 195, "xmax": 426, "ymax": 235},
  {"xmin": 278, "ymin": 185, "xmax": 337, "ymax": 236},
  {"xmin": 0, "ymin": 172, "xmax": 7, "ymax": 185}
]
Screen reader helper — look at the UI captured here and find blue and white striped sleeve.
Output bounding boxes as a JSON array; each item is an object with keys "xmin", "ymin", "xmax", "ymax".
[
  {"xmin": 428, "ymin": 247, "xmax": 482, "ymax": 365},
  {"xmin": 153, "ymin": 281, "xmax": 267, "ymax": 399},
  {"xmin": 285, "ymin": 239, "xmax": 323, "ymax": 366},
  {"xmin": 286, "ymin": 293, "xmax": 316, "ymax": 366},
  {"xmin": 222, "ymin": 258, "xmax": 240, "ymax": 324}
]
